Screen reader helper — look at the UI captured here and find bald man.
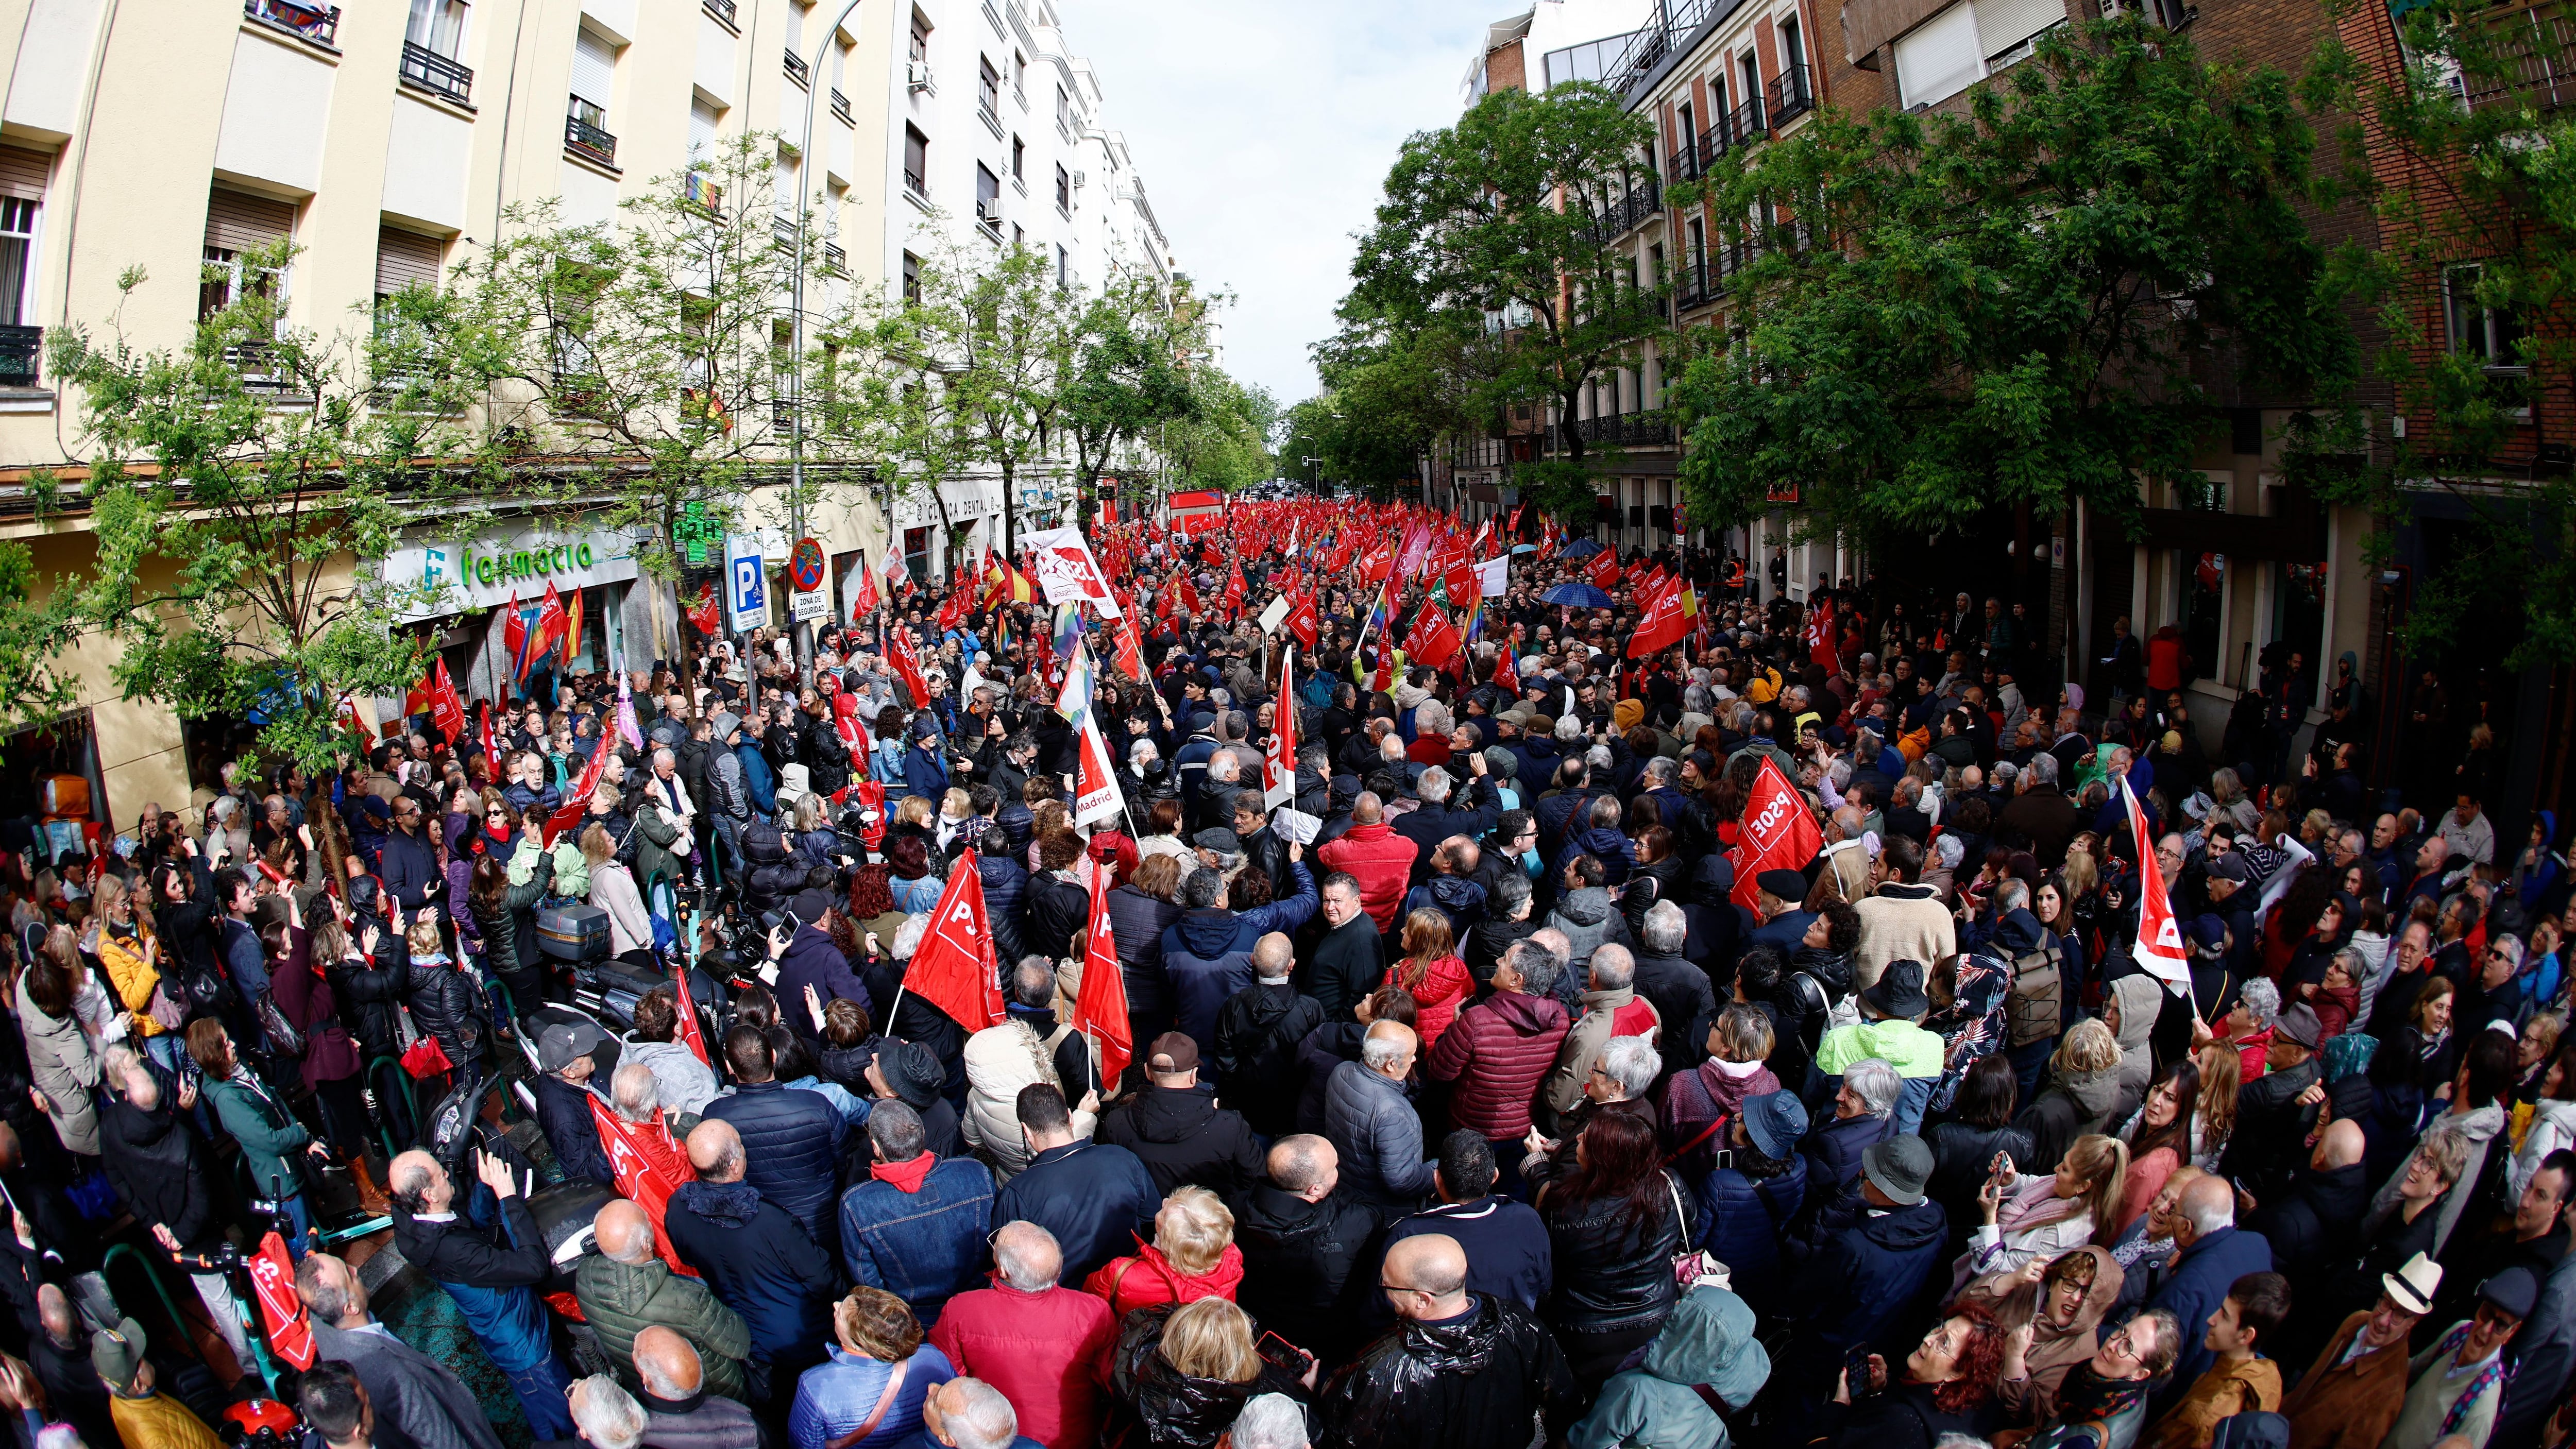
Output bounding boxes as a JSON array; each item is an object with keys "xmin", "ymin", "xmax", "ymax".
[
  {"xmin": 629, "ymin": 1327, "xmax": 764, "ymax": 1449},
  {"xmin": 573, "ymin": 1199, "xmax": 754, "ymax": 1404},
  {"xmin": 2146, "ymin": 1173, "xmax": 2275, "ymax": 1416},
  {"xmin": 1316, "ymin": 1233, "xmax": 1576, "ymax": 1447},
  {"xmin": 2248, "ymin": 1117, "xmax": 2370, "ymax": 1284},
  {"xmin": 661, "ymin": 1121, "xmax": 836, "ymax": 1403},
  {"xmin": 296, "ymin": 1251, "xmax": 501, "ymax": 1449},
  {"xmin": 928, "ymin": 1221, "xmax": 1115, "ymax": 1449},
  {"xmin": 27, "ymin": 1283, "xmax": 116, "ymax": 1449},
  {"xmin": 1235, "ymin": 1135, "xmax": 1377, "ymax": 1365},
  {"xmin": 1324, "ymin": 1021, "xmax": 1435, "ymax": 1211},
  {"xmin": 387, "ymin": 1149, "xmax": 574, "ymax": 1440}
]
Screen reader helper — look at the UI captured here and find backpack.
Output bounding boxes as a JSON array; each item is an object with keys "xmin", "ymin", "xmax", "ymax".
[
  {"xmin": 2004, "ymin": 941, "xmax": 2064, "ymax": 1048},
  {"xmin": 742, "ymin": 819, "xmax": 789, "ymax": 866}
]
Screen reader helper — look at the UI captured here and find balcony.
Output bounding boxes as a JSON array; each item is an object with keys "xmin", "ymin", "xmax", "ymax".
[
  {"xmin": 0, "ymin": 326, "xmax": 40, "ymax": 387},
  {"xmin": 1730, "ymin": 97, "xmax": 1768, "ymax": 147},
  {"xmin": 1574, "ymin": 409, "xmax": 1675, "ymax": 446},
  {"xmin": 223, "ymin": 340, "xmax": 299, "ymax": 393},
  {"xmin": 400, "ymin": 41, "xmax": 473, "ymax": 104},
  {"xmin": 245, "ymin": 0, "xmax": 337, "ymax": 45},
  {"xmin": 823, "ymin": 243, "xmax": 847, "ymax": 274},
  {"xmin": 784, "ymin": 48, "xmax": 808, "ymax": 86},
  {"xmin": 831, "ymin": 88, "xmax": 853, "ymax": 124},
  {"xmin": 1674, "ymin": 248, "xmax": 1712, "ymax": 310},
  {"xmin": 702, "ymin": 0, "xmax": 737, "ymax": 24},
  {"xmin": 1767, "ymin": 63, "xmax": 1815, "ymax": 126},
  {"xmin": 566, "ymin": 108, "xmax": 618, "ymax": 168},
  {"xmin": 904, "ymin": 168, "xmax": 929, "ymax": 204},
  {"xmin": 2457, "ymin": 4, "xmax": 2576, "ymax": 112},
  {"xmin": 1588, "ymin": 179, "xmax": 1663, "ymax": 243},
  {"xmin": 773, "ymin": 215, "xmax": 798, "ymax": 249},
  {"xmin": 1669, "ymin": 139, "xmax": 1701, "ymax": 182}
]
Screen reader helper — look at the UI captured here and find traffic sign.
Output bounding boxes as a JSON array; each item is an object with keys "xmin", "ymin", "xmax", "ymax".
[
  {"xmin": 789, "ymin": 536, "xmax": 825, "ymax": 592},
  {"xmin": 790, "ymin": 587, "xmax": 831, "ymax": 623},
  {"xmin": 726, "ymin": 533, "xmax": 767, "ymax": 632}
]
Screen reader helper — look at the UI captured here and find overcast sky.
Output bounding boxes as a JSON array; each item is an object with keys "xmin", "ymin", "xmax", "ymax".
[{"xmin": 1064, "ymin": 0, "xmax": 1512, "ymax": 415}]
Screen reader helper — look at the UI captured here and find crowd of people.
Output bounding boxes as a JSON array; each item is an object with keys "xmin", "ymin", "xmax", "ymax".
[{"xmin": 0, "ymin": 497, "xmax": 2569, "ymax": 1449}]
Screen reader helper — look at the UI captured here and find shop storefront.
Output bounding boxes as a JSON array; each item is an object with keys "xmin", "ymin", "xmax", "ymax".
[{"xmin": 382, "ymin": 524, "xmax": 649, "ymax": 717}]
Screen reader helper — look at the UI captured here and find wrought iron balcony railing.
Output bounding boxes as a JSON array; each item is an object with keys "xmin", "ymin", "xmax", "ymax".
[
  {"xmin": 245, "ymin": 0, "xmax": 337, "ymax": 44},
  {"xmin": 400, "ymin": 41, "xmax": 473, "ymax": 104},
  {"xmin": 566, "ymin": 109, "xmax": 618, "ymax": 167},
  {"xmin": 0, "ymin": 326, "xmax": 41, "ymax": 387}
]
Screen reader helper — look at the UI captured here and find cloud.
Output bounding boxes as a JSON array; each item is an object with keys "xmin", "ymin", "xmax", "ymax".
[{"xmin": 1064, "ymin": 0, "xmax": 1509, "ymax": 410}]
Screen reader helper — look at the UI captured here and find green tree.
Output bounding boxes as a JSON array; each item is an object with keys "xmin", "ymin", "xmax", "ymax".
[
  {"xmin": 896, "ymin": 237, "xmax": 1082, "ymax": 553},
  {"xmin": 1063, "ymin": 268, "xmax": 1197, "ymax": 519},
  {"xmin": 1666, "ymin": 18, "xmax": 2355, "ymax": 551},
  {"xmin": 46, "ymin": 243, "xmax": 479, "ymax": 771},
  {"xmin": 1154, "ymin": 369, "xmax": 1275, "ymax": 495},
  {"xmin": 2300, "ymin": 0, "xmax": 2576, "ymax": 666},
  {"xmin": 1338, "ymin": 81, "xmax": 1663, "ymax": 474},
  {"xmin": 448, "ymin": 134, "xmax": 817, "ymax": 661}
]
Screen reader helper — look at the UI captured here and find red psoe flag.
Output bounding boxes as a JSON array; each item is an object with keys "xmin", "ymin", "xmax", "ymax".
[
  {"xmin": 429, "ymin": 659, "xmax": 468, "ymax": 746},
  {"xmin": 543, "ymin": 732, "xmax": 615, "ymax": 846},
  {"xmin": 1587, "ymin": 548, "xmax": 1622, "ymax": 592},
  {"xmin": 537, "ymin": 582, "xmax": 569, "ymax": 661},
  {"xmin": 1073, "ymin": 864, "xmax": 1133, "ymax": 1090},
  {"xmin": 1628, "ymin": 576, "xmax": 1688, "ymax": 658},
  {"xmin": 1408, "ymin": 604, "xmax": 1463, "ymax": 671},
  {"xmin": 1283, "ymin": 591, "xmax": 1319, "ymax": 653},
  {"xmin": 906, "ymin": 851, "xmax": 1006, "ymax": 1030},
  {"xmin": 246, "ymin": 1232, "xmax": 316, "ymax": 1370},
  {"xmin": 851, "ymin": 550, "xmax": 880, "ymax": 617},
  {"xmin": 2124, "ymin": 777, "xmax": 2194, "ymax": 991},
  {"xmin": 886, "ymin": 626, "xmax": 932, "ymax": 707},
  {"xmin": 1728, "ymin": 756, "xmax": 1825, "ymax": 912},
  {"xmin": 1111, "ymin": 612, "xmax": 1150, "ymax": 684},
  {"xmin": 670, "ymin": 961, "xmax": 711, "ymax": 1066},
  {"xmin": 588, "ymin": 1095, "xmax": 700, "ymax": 1275},
  {"xmin": 1265, "ymin": 646, "xmax": 1299, "ymax": 809},
  {"xmin": 1072, "ymin": 710, "xmax": 1126, "ymax": 828}
]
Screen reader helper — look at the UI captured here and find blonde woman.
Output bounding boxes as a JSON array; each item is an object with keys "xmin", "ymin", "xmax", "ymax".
[
  {"xmin": 2191, "ymin": 1043, "xmax": 2242, "ymax": 1172},
  {"xmin": 88, "ymin": 876, "xmax": 177, "ymax": 1071},
  {"xmin": 1086, "ymin": 1186, "xmax": 1243, "ymax": 1320},
  {"xmin": 1109, "ymin": 1298, "xmax": 1304, "ymax": 1446},
  {"xmin": 2022, "ymin": 1019, "xmax": 2126, "ymax": 1171},
  {"xmin": 584, "ymin": 824, "xmax": 651, "ymax": 958},
  {"xmin": 1959, "ymin": 1133, "xmax": 2128, "ymax": 1284}
]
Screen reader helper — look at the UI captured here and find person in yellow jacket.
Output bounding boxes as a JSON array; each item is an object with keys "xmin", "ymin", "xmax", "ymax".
[
  {"xmin": 89, "ymin": 877, "xmax": 176, "ymax": 1063},
  {"xmin": 2144, "ymin": 1271, "xmax": 2289, "ymax": 1449}
]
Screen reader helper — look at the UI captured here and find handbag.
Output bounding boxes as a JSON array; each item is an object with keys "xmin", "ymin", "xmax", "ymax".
[
  {"xmin": 401, "ymin": 1033, "xmax": 454, "ymax": 1080},
  {"xmin": 255, "ymin": 991, "xmax": 304, "ymax": 1058},
  {"xmin": 146, "ymin": 979, "xmax": 188, "ymax": 1032}
]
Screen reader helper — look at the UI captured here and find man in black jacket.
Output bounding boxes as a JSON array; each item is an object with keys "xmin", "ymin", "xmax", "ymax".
[
  {"xmin": 1391, "ymin": 761, "xmax": 1504, "ymax": 884},
  {"xmin": 663, "ymin": 1121, "xmax": 836, "ymax": 1405},
  {"xmin": 1094, "ymin": 1034, "xmax": 1264, "ymax": 1199},
  {"xmin": 387, "ymin": 1149, "xmax": 574, "ymax": 1440},
  {"xmin": 1315, "ymin": 1233, "xmax": 1578, "ymax": 1448},
  {"xmin": 2220, "ymin": 1002, "xmax": 2324, "ymax": 1207},
  {"xmin": 1299, "ymin": 872, "xmax": 1384, "ymax": 1022},
  {"xmin": 529, "ymin": 1021, "xmax": 616, "ymax": 1188},
  {"xmin": 1233, "ymin": 1134, "xmax": 1377, "ymax": 1367},
  {"xmin": 298, "ymin": 1252, "xmax": 504, "ymax": 1449},
  {"xmin": 1213, "ymin": 935, "xmax": 1324, "ymax": 1138},
  {"xmin": 702, "ymin": 1026, "xmax": 843, "ymax": 1256},
  {"xmin": 992, "ymin": 1083, "xmax": 1160, "ymax": 1282},
  {"xmin": 2246, "ymin": 1116, "xmax": 2369, "ymax": 1284}
]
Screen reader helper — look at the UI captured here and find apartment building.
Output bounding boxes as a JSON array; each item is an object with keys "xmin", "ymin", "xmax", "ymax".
[{"xmin": 0, "ymin": 0, "xmax": 1179, "ymax": 828}]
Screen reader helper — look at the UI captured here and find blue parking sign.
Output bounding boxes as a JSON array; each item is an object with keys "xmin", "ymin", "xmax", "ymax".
[{"xmin": 726, "ymin": 534, "xmax": 767, "ymax": 631}]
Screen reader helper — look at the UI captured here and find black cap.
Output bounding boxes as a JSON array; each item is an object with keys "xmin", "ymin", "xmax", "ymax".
[{"xmin": 1756, "ymin": 868, "xmax": 1808, "ymax": 903}]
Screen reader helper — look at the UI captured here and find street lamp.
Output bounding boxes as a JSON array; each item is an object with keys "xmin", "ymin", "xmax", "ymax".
[{"xmin": 787, "ymin": 0, "xmax": 868, "ymax": 669}]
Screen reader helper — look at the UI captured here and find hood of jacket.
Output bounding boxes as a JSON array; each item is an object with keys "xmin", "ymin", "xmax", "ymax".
[
  {"xmin": 1995, "ymin": 908, "xmax": 2047, "ymax": 956},
  {"xmin": 1554, "ymin": 886, "xmax": 1614, "ymax": 928},
  {"xmin": 1426, "ymin": 875, "xmax": 1485, "ymax": 914},
  {"xmin": 1481, "ymin": 990, "xmax": 1569, "ymax": 1038},
  {"xmin": 1338, "ymin": 821, "xmax": 1399, "ymax": 848},
  {"xmin": 1567, "ymin": 826, "xmax": 1632, "ymax": 862},
  {"xmin": 2053, "ymin": 1064, "xmax": 2122, "ymax": 1118},
  {"xmin": 1857, "ymin": 1199, "xmax": 1950, "ymax": 1256},
  {"xmin": 102, "ymin": 1090, "xmax": 187, "ymax": 1163},
  {"xmin": 1639, "ymin": 1285, "xmax": 1768, "ymax": 1406},
  {"xmin": 2439, "ymin": 1100, "xmax": 2507, "ymax": 1145},
  {"xmin": 2110, "ymin": 976, "xmax": 2163, "ymax": 1055},
  {"xmin": 671, "ymin": 1180, "xmax": 764, "ymax": 1228},
  {"xmin": 1690, "ymin": 854, "xmax": 1734, "ymax": 907},
  {"xmin": 1173, "ymin": 908, "xmax": 1252, "ymax": 960},
  {"xmin": 1122, "ymin": 1239, "xmax": 1245, "ymax": 1300},
  {"xmin": 1123, "ymin": 1085, "xmax": 1227, "ymax": 1145}
]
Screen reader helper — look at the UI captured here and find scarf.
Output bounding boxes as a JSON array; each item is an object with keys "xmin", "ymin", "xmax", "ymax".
[
  {"xmin": 2431, "ymin": 1322, "xmax": 2513, "ymax": 1437},
  {"xmin": 871, "ymin": 1151, "xmax": 938, "ymax": 1195},
  {"xmin": 2057, "ymin": 1363, "xmax": 2154, "ymax": 1426}
]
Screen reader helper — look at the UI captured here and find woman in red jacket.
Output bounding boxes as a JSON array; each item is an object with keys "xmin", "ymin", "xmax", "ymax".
[
  {"xmin": 1384, "ymin": 909, "xmax": 1472, "ymax": 1050},
  {"xmin": 1084, "ymin": 1186, "xmax": 1244, "ymax": 1321}
]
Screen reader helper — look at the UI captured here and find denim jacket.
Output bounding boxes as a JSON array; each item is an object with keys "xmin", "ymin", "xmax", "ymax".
[{"xmin": 836, "ymin": 1155, "xmax": 997, "ymax": 1328}]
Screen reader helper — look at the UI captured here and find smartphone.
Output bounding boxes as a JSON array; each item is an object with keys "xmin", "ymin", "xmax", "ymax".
[
  {"xmin": 1845, "ymin": 1343, "xmax": 1877, "ymax": 1398},
  {"xmin": 1257, "ymin": 1332, "xmax": 1310, "ymax": 1369}
]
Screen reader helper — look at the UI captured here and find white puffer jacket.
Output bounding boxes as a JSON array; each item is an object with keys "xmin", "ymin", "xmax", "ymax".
[{"xmin": 960, "ymin": 1019, "xmax": 1095, "ymax": 1180}]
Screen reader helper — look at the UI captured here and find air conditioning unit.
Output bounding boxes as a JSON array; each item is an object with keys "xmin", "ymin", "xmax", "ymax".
[
  {"xmin": 1071, "ymin": 169, "xmax": 1087, "ymax": 188},
  {"xmin": 976, "ymin": 197, "xmax": 1005, "ymax": 224},
  {"xmin": 906, "ymin": 61, "xmax": 933, "ymax": 91}
]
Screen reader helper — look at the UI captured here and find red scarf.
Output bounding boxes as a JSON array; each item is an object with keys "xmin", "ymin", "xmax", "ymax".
[{"xmin": 870, "ymin": 1152, "xmax": 937, "ymax": 1194}]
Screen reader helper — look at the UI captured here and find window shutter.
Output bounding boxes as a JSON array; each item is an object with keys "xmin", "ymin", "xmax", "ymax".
[
  {"xmin": 205, "ymin": 187, "xmax": 296, "ymax": 253},
  {"xmin": 0, "ymin": 147, "xmax": 50, "ymax": 203},
  {"xmin": 571, "ymin": 29, "xmax": 615, "ymax": 110},
  {"xmin": 375, "ymin": 226, "xmax": 443, "ymax": 295},
  {"xmin": 1971, "ymin": 0, "xmax": 2066, "ymax": 59},
  {"xmin": 689, "ymin": 99, "xmax": 719, "ymax": 158},
  {"xmin": 1893, "ymin": 2, "xmax": 1982, "ymax": 108}
]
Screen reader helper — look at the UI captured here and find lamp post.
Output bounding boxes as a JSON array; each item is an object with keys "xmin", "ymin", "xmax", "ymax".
[{"xmin": 787, "ymin": 0, "xmax": 868, "ymax": 670}]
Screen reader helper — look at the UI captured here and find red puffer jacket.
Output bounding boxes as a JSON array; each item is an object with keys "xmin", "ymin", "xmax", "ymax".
[
  {"xmin": 1423, "ymin": 988, "xmax": 1571, "ymax": 1139},
  {"xmin": 1317, "ymin": 821, "xmax": 1419, "ymax": 930}
]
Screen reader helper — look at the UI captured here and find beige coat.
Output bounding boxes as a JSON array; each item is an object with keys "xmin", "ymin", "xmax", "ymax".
[
  {"xmin": 1852, "ymin": 883, "xmax": 1958, "ymax": 990},
  {"xmin": 18, "ymin": 975, "xmax": 99, "ymax": 1157}
]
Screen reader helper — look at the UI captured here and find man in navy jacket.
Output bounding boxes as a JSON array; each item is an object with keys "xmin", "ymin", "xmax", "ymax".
[
  {"xmin": 2142, "ymin": 1173, "xmax": 2274, "ymax": 1416},
  {"xmin": 991, "ymin": 1083, "xmax": 1158, "ymax": 1282}
]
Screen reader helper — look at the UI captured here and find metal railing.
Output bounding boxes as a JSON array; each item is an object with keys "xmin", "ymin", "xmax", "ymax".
[
  {"xmin": 1601, "ymin": 0, "xmax": 1718, "ymax": 99},
  {"xmin": 823, "ymin": 243, "xmax": 847, "ymax": 273},
  {"xmin": 1574, "ymin": 409, "xmax": 1675, "ymax": 445},
  {"xmin": 703, "ymin": 0, "xmax": 736, "ymax": 23},
  {"xmin": 223, "ymin": 340, "xmax": 298, "ymax": 392},
  {"xmin": 2459, "ymin": 3, "xmax": 2576, "ymax": 111},
  {"xmin": 0, "ymin": 326, "xmax": 40, "ymax": 386},
  {"xmin": 1768, "ymin": 63, "xmax": 1814, "ymax": 126},
  {"xmin": 1730, "ymin": 96, "xmax": 1768, "ymax": 147},
  {"xmin": 566, "ymin": 109, "xmax": 618, "ymax": 167},
  {"xmin": 1449, "ymin": 437, "xmax": 1513, "ymax": 469},
  {"xmin": 904, "ymin": 168, "xmax": 929, "ymax": 203},
  {"xmin": 400, "ymin": 40, "xmax": 473, "ymax": 103},
  {"xmin": 831, "ymin": 88, "xmax": 853, "ymax": 123},
  {"xmin": 1588, "ymin": 179, "xmax": 1663, "ymax": 242},
  {"xmin": 245, "ymin": 0, "xmax": 337, "ymax": 44},
  {"xmin": 1675, "ymin": 247, "xmax": 1712, "ymax": 310},
  {"xmin": 773, "ymin": 215, "xmax": 798, "ymax": 248},
  {"xmin": 784, "ymin": 48, "xmax": 808, "ymax": 85}
]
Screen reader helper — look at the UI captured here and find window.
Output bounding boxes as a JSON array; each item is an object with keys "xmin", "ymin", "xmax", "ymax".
[
  {"xmin": 903, "ymin": 125, "xmax": 929, "ymax": 200},
  {"xmin": 405, "ymin": 0, "xmax": 467, "ymax": 56},
  {"xmin": 902, "ymin": 251, "xmax": 921, "ymax": 303},
  {"xmin": 688, "ymin": 99, "xmax": 719, "ymax": 164},
  {"xmin": 0, "ymin": 148, "xmax": 45, "ymax": 348},
  {"xmin": 200, "ymin": 187, "xmax": 295, "ymax": 320},
  {"xmin": 372, "ymin": 225, "xmax": 443, "ymax": 305},
  {"xmin": 1738, "ymin": 53, "xmax": 1761, "ymax": 121},
  {"xmin": 909, "ymin": 11, "xmax": 930, "ymax": 64},
  {"xmin": 1011, "ymin": 50, "xmax": 1026, "ymax": 99},
  {"xmin": 1782, "ymin": 18, "xmax": 1806, "ymax": 76},
  {"xmin": 2445, "ymin": 264, "xmax": 2526, "ymax": 371},
  {"xmin": 1893, "ymin": 3, "xmax": 1982, "ymax": 108},
  {"xmin": 975, "ymin": 163, "xmax": 1002, "ymax": 232},
  {"xmin": 1056, "ymin": 244, "xmax": 1069, "ymax": 287},
  {"xmin": 978, "ymin": 56, "xmax": 1000, "ymax": 118},
  {"xmin": 1012, "ymin": 224, "xmax": 1024, "ymax": 249},
  {"xmin": 1974, "ymin": 0, "xmax": 2066, "ymax": 64},
  {"xmin": 1055, "ymin": 83, "xmax": 1072, "ymax": 133},
  {"xmin": 570, "ymin": 26, "xmax": 615, "ymax": 127},
  {"xmin": 1054, "ymin": 162, "xmax": 1070, "ymax": 213},
  {"xmin": 1011, "ymin": 135, "xmax": 1024, "ymax": 180},
  {"xmin": 1676, "ymin": 99, "xmax": 1694, "ymax": 158}
]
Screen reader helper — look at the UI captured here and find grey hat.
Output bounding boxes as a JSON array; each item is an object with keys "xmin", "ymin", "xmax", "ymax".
[
  {"xmin": 1483, "ymin": 746, "xmax": 1519, "ymax": 780},
  {"xmin": 1194, "ymin": 827, "xmax": 1242, "ymax": 856},
  {"xmin": 2478, "ymin": 1265, "xmax": 2539, "ymax": 1320},
  {"xmin": 1861, "ymin": 1134, "xmax": 1934, "ymax": 1206},
  {"xmin": 538, "ymin": 1020, "xmax": 606, "ymax": 1074},
  {"xmin": 91, "ymin": 1317, "xmax": 147, "ymax": 1393},
  {"xmin": 2272, "ymin": 1002, "xmax": 2324, "ymax": 1049},
  {"xmin": 2207, "ymin": 852, "xmax": 2255, "ymax": 884}
]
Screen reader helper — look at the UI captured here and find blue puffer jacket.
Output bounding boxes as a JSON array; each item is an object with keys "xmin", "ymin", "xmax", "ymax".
[
  {"xmin": 1691, "ymin": 1157, "xmax": 1808, "ymax": 1314},
  {"xmin": 773, "ymin": 926, "xmax": 874, "ymax": 1050},
  {"xmin": 991, "ymin": 1141, "xmax": 1162, "ymax": 1283},
  {"xmin": 903, "ymin": 742, "xmax": 949, "ymax": 801},
  {"xmin": 837, "ymin": 1156, "xmax": 995, "ymax": 1328},
  {"xmin": 665, "ymin": 1180, "xmax": 836, "ymax": 1379},
  {"xmin": 788, "ymin": 1344, "xmax": 954, "ymax": 1449},
  {"xmin": 705, "ymin": 1082, "xmax": 845, "ymax": 1254},
  {"xmin": 1783, "ymin": 1197, "xmax": 1950, "ymax": 1395},
  {"xmin": 976, "ymin": 851, "xmax": 1029, "ymax": 966},
  {"xmin": 1159, "ymin": 861, "xmax": 1318, "ymax": 1054},
  {"xmin": 1799, "ymin": 1111, "xmax": 1893, "ymax": 1212}
]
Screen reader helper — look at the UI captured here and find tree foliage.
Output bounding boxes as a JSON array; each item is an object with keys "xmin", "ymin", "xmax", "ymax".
[{"xmin": 1666, "ymin": 17, "xmax": 2355, "ymax": 546}]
